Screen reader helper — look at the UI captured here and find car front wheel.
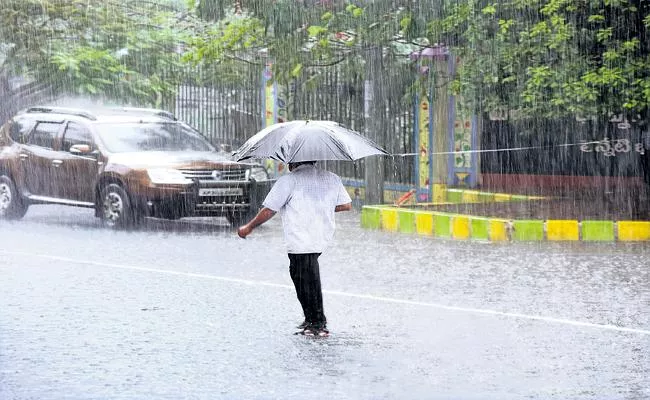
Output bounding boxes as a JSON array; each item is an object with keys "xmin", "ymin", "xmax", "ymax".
[
  {"xmin": 0, "ymin": 175, "xmax": 29, "ymax": 220},
  {"xmin": 99, "ymin": 183, "xmax": 142, "ymax": 229}
]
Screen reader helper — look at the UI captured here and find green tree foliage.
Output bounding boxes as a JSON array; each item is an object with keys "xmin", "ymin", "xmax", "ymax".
[
  {"xmin": 0, "ymin": 0, "xmax": 197, "ymax": 105},
  {"xmin": 185, "ymin": 1, "xmax": 426, "ymax": 86},
  {"xmin": 185, "ymin": 0, "xmax": 332, "ymax": 85},
  {"xmin": 429, "ymin": 0, "xmax": 650, "ymax": 124},
  {"xmin": 6, "ymin": 0, "xmax": 645, "ymax": 125},
  {"xmin": 188, "ymin": 0, "xmax": 649, "ymax": 126}
]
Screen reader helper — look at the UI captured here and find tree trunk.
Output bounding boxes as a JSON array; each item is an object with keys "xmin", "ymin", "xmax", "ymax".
[{"xmin": 0, "ymin": 68, "xmax": 15, "ymax": 126}]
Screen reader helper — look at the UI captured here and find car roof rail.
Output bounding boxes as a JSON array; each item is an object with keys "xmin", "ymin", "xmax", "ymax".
[
  {"xmin": 25, "ymin": 107, "xmax": 97, "ymax": 120},
  {"xmin": 111, "ymin": 107, "xmax": 177, "ymax": 120}
]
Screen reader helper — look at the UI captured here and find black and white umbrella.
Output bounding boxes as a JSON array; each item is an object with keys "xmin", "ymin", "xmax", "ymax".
[{"xmin": 232, "ymin": 120, "xmax": 388, "ymax": 163}]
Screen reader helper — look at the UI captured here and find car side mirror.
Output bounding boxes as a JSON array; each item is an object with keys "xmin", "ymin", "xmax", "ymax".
[{"xmin": 70, "ymin": 144, "xmax": 92, "ymax": 154}]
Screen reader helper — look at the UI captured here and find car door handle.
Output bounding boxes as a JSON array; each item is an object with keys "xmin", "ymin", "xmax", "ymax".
[{"xmin": 52, "ymin": 160, "xmax": 63, "ymax": 167}]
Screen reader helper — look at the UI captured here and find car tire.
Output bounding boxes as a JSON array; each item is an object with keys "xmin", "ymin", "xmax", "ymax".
[
  {"xmin": 99, "ymin": 183, "xmax": 142, "ymax": 229},
  {"xmin": 0, "ymin": 175, "xmax": 29, "ymax": 220}
]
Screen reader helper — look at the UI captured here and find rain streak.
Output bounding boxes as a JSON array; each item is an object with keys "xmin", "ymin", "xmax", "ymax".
[{"xmin": 1, "ymin": 1, "xmax": 649, "ymax": 399}]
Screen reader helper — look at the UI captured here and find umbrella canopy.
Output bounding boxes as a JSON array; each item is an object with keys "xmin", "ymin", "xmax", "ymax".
[{"xmin": 232, "ymin": 120, "xmax": 389, "ymax": 163}]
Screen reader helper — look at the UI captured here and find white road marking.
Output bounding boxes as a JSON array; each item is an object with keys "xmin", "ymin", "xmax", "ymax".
[{"xmin": 2, "ymin": 250, "xmax": 649, "ymax": 336}]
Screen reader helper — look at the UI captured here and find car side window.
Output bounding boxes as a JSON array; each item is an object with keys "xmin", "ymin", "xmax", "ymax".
[
  {"xmin": 27, "ymin": 122, "xmax": 62, "ymax": 149},
  {"xmin": 62, "ymin": 122, "xmax": 93, "ymax": 151},
  {"xmin": 9, "ymin": 118, "xmax": 36, "ymax": 144}
]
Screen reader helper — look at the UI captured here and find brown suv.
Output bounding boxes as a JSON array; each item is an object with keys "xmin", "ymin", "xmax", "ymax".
[{"xmin": 0, "ymin": 106, "xmax": 272, "ymax": 228}]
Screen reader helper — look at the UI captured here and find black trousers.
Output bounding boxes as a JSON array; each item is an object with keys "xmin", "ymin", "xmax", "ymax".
[{"xmin": 288, "ymin": 253, "xmax": 326, "ymax": 326}]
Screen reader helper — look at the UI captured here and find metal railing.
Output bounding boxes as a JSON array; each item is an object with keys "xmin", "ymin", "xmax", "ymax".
[{"xmin": 167, "ymin": 63, "xmax": 415, "ymax": 187}]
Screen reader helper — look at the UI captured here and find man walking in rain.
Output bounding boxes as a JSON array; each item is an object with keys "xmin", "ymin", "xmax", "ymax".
[{"xmin": 237, "ymin": 161, "xmax": 352, "ymax": 337}]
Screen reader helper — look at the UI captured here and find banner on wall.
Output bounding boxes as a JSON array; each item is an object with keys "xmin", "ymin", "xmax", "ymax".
[
  {"xmin": 453, "ymin": 106, "xmax": 473, "ymax": 185},
  {"xmin": 277, "ymin": 85, "xmax": 287, "ymax": 124},
  {"xmin": 263, "ymin": 63, "xmax": 275, "ymax": 128},
  {"xmin": 448, "ymin": 56, "xmax": 478, "ymax": 187},
  {"xmin": 417, "ymin": 98, "xmax": 431, "ymax": 201},
  {"xmin": 261, "ymin": 63, "xmax": 286, "ymax": 177}
]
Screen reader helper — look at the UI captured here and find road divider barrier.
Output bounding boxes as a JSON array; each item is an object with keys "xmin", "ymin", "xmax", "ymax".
[{"xmin": 361, "ymin": 206, "xmax": 650, "ymax": 242}]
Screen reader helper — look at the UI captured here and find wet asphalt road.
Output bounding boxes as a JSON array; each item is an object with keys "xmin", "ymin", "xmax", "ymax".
[{"xmin": 1, "ymin": 205, "xmax": 649, "ymax": 400}]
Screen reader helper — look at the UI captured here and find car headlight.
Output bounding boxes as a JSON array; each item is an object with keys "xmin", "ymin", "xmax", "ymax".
[
  {"xmin": 247, "ymin": 166, "xmax": 270, "ymax": 182},
  {"xmin": 147, "ymin": 168, "xmax": 192, "ymax": 185}
]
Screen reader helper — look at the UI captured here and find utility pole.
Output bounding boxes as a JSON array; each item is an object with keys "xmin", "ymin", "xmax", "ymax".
[{"xmin": 364, "ymin": 45, "xmax": 385, "ymax": 205}]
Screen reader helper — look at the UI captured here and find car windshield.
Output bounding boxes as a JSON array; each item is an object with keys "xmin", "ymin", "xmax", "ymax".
[{"xmin": 95, "ymin": 122, "xmax": 215, "ymax": 153}]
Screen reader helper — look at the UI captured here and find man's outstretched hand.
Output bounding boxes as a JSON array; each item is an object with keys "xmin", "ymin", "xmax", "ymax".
[
  {"xmin": 236, "ymin": 207, "xmax": 276, "ymax": 239},
  {"xmin": 238, "ymin": 225, "xmax": 252, "ymax": 239}
]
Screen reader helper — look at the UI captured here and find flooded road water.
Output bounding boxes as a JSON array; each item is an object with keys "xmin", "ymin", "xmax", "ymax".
[{"xmin": 1, "ymin": 206, "xmax": 649, "ymax": 399}]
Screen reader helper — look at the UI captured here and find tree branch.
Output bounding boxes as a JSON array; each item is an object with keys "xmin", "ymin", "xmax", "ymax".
[
  {"xmin": 305, "ymin": 57, "xmax": 347, "ymax": 67},
  {"xmin": 225, "ymin": 53, "xmax": 263, "ymax": 65}
]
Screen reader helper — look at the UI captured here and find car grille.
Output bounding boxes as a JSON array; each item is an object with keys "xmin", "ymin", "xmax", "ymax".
[{"xmin": 180, "ymin": 168, "xmax": 247, "ymax": 181}]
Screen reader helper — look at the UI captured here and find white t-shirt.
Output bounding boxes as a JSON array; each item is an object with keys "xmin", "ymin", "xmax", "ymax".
[{"xmin": 262, "ymin": 164, "xmax": 352, "ymax": 254}]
